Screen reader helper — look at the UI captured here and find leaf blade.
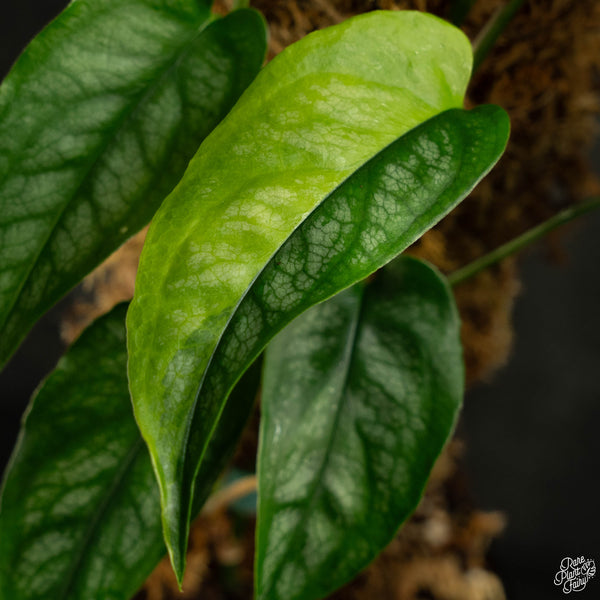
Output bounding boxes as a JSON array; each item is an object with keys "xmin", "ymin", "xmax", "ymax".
[
  {"xmin": 126, "ymin": 12, "xmax": 506, "ymax": 579},
  {"xmin": 132, "ymin": 104, "xmax": 508, "ymax": 578},
  {"xmin": 0, "ymin": 304, "xmax": 259, "ymax": 600},
  {"xmin": 0, "ymin": 305, "xmax": 162, "ymax": 600},
  {"xmin": 0, "ymin": 1, "xmax": 267, "ymax": 367},
  {"xmin": 256, "ymin": 257, "xmax": 463, "ymax": 600}
]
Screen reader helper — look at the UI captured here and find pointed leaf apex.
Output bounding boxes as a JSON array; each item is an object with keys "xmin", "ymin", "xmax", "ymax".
[{"xmin": 165, "ymin": 534, "xmax": 186, "ymax": 591}]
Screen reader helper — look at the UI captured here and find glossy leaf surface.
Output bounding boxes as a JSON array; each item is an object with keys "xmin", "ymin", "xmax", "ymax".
[
  {"xmin": 0, "ymin": 0, "xmax": 267, "ymax": 367},
  {"xmin": 127, "ymin": 11, "xmax": 507, "ymax": 578},
  {"xmin": 130, "ymin": 103, "xmax": 508, "ymax": 579},
  {"xmin": 256, "ymin": 257, "xmax": 463, "ymax": 600},
  {"xmin": 0, "ymin": 304, "xmax": 259, "ymax": 600}
]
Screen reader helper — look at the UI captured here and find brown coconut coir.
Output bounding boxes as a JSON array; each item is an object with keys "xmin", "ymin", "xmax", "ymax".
[{"xmin": 60, "ymin": 1, "xmax": 600, "ymax": 599}]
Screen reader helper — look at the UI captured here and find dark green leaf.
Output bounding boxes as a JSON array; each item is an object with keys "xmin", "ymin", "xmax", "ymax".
[
  {"xmin": 0, "ymin": 304, "xmax": 259, "ymax": 600},
  {"xmin": 256, "ymin": 257, "xmax": 463, "ymax": 600},
  {"xmin": 0, "ymin": 1, "xmax": 267, "ymax": 367},
  {"xmin": 126, "ymin": 11, "xmax": 507, "ymax": 580}
]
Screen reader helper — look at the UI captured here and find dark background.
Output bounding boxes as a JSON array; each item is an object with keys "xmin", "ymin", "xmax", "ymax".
[
  {"xmin": 463, "ymin": 204, "xmax": 600, "ymax": 598},
  {"xmin": 1, "ymin": 3, "xmax": 599, "ymax": 598}
]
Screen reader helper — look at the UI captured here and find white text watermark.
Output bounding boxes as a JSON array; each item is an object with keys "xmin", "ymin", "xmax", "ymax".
[{"xmin": 554, "ymin": 556, "xmax": 596, "ymax": 593}]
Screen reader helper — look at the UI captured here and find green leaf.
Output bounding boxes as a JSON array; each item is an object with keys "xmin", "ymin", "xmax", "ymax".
[
  {"xmin": 0, "ymin": 1, "xmax": 267, "ymax": 368},
  {"xmin": 126, "ymin": 11, "xmax": 508, "ymax": 581},
  {"xmin": 0, "ymin": 304, "xmax": 260, "ymax": 600},
  {"xmin": 257, "ymin": 257, "xmax": 463, "ymax": 600}
]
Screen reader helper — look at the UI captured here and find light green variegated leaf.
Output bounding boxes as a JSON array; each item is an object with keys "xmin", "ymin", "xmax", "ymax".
[
  {"xmin": 127, "ymin": 10, "xmax": 508, "ymax": 580},
  {"xmin": 0, "ymin": 0, "xmax": 267, "ymax": 367},
  {"xmin": 256, "ymin": 257, "xmax": 463, "ymax": 600},
  {"xmin": 0, "ymin": 304, "xmax": 259, "ymax": 600}
]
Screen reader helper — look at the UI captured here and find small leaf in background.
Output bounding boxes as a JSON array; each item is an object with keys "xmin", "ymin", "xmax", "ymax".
[
  {"xmin": 0, "ymin": 0, "xmax": 267, "ymax": 367},
  {"xmin": 0, "ymin": 304, "xmax": 260, "ymax": 600},
  {"xmin": 256, "ymin": 257, "xmax": 463, "ymax": 600},
  {"xmin": 127, "ymin": 10, "xmax": 475, "ymax": 577}
]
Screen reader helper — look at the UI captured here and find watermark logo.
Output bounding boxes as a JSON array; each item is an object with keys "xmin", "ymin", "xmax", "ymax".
[{"xmin": 554, "ymin": 556, "xmax": 596, "ymax": 593}]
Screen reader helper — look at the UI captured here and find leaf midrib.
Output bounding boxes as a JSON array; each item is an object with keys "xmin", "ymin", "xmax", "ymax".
[
  {"xmin": 0, "ymin": 13, "xmax": 213, "ymax": 334},
  {"xmin": 172, "ymin": 159, "xmax": 370, "ymax": 561},
  {"xmin": 136, "ymin": 75, "xmax": 443, "ymax": 390},
  {"xmin": 260, "ymin": 287, "xmax": 367, "ymax": 598}
]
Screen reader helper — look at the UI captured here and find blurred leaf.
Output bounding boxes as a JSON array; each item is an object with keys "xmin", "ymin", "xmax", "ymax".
[
  {"xmin": 256, "ymin": 257, "xmax": 463, "ymax": 600},
  {"xmin": 127, "ymin": 7, "xmax": 507, "ymax": 577},
  {"xmin": 0, "ymin": 304, "xmax": 259, "ymax": 600},
  {"xmin": 0, "ymin": 0, "xmax": 267, "ymax": 367}
]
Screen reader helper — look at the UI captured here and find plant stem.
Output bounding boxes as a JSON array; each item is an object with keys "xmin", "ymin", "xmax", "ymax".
[
  {"xmin": 202, "ymin": 475, "xmax": 257, "ymax": 515},
  {"xmin": 231, "ymin": 0, "xmax": 250, "ymax": 9},
  {"xmin": 472, "ymin": 0, "xmax": 525, "ymax": 72},
  {"xmin": 447, "ymin": 197, "xmax": 600, "ymax": 287}
]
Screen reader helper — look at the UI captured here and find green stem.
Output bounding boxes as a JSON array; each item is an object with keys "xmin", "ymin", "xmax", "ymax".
[
  {"xmin": 231, "ymin": 0, "xmax": 250, "ymax": 9},
  {"xmin": 447, "ymin": 197, "xmax": 600, "ymax": 287},
  {"xmin": 472, "ymin": 0, "xmax": 525, "ymax": 72}
]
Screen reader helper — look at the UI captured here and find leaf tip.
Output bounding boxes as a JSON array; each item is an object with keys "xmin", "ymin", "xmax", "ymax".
[
  {"xmin": 158, "ymin": 487, "xmax": 190, "ymax": 592},
  {"xmin": 166, "ymin": 539, "xmax": 186, "ymax": 591},
  {"xmin": 477, "ymin": 103, "xmax": 511, "ymax": 137}
]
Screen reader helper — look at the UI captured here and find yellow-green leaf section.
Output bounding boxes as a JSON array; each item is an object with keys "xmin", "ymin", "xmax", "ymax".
[{"xmin": 127, "ymin": 10, "xmax": 472, "ymax": 580}]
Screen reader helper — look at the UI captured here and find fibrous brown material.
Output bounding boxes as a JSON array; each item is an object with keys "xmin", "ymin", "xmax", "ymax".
[
  {"xmin": 432, "ymin": 0, "xmax": 600, "ymax": 382},
  {"xmin": 61, "ymin": 228, "xmax": 147, "ymax": 345},
  {"xmin": 60, "ymin": 0, "xmax": 600, "ymax": 598}
]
